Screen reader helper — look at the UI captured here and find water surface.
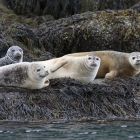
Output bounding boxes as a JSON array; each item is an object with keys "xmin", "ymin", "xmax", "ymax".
[{"xmin": 0, "ymin": 121, "xmax": 140, "ymax": 140}]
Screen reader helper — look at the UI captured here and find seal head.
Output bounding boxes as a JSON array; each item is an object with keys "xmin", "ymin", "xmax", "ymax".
[
  {"xmin": 86, "ymin": 54, "xmax": 100, "ymax": 68},
  {"xmin": 29, "ymin": 62, "xmax": 50, "ymax": 88},
  {"xmin": 6, "ymin": 46, "xmax": 23, "ymax": 63},
  {"xmin": 30, "ymin": 62, "xmax": 49, "ymax": 81},
  {"xmin": 129, "ymin": 52, "xmax": 140, "ymax": 70}
]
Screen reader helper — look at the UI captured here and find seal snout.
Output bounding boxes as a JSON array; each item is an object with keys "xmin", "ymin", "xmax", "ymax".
[
  {"xmin": 39, "ymin": 70, "xmax": 49, "ymax": 77},
  {"xmin": 45, "ymin": 70, "xmax": 49, "ymax": 76},
  {"xmin": 130, "ymin": 53, "xmax": 140, "ymax": 66},
  {"xmin": 14, "ymin": 52, "xmax": 22, "ymax": 59},
  {"xmin": 135, "ymin": 59, "xmax": 140, "ymax": 65}
]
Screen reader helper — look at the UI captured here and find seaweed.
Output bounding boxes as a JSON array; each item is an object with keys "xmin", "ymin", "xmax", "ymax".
[{"xmin": 0, "ymin": 77, "xmax": 140, "ymax": 122}]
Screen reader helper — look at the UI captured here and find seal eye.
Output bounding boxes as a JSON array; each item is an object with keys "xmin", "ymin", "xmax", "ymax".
[
  {"xmin": 96, "ymin": 58, "xmax": 99, "ymax": 61},
  {"xmin": 132, "ymin": 57, "xmax": 136, "ymax": 60},
  {"xmin": 19, "ymin": 49, "xmax": 22, "ymax": 52},
  {"xmin": 44, "ymin": 66, "xmax": 45, "ymax": 68},
  {"xmin": 37, "ymin": 69, "xmax": 41, "ymax": 72},
  {"xmin": 11, "ymin": 49, "xmax": 15, "ymax": 52},
  {"xmin": 88, "ymin": 57, "xmax": 91, "ymax": 60}
]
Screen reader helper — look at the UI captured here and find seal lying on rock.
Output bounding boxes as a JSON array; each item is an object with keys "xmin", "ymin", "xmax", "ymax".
[
  {"xmin": 41, "ymin": 54, "xmax": 100, "ymax": 84},
  {"xmin": 0, "ymin": 62, "xmax": 49, "ymax": 89},
  {"xmin": 65, "ymin": 51, "xmax": 140, "ymax": 79},
  {"xmin": 0, "ymin": 46, "xmax": 23, "ymax": 66}
]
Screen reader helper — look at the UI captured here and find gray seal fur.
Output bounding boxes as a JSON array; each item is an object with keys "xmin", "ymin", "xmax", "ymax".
[
  {"xmin": 0, "ymin": 62, "xmax": 50, "ymax": 89},
  {"xmin": 0, "ymin": 46, "xmax": 23, "ymax": 66}
]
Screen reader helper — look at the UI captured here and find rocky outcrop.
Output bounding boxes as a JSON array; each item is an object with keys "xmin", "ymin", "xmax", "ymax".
[
  {"xmin": 0, "ymin": 3, "xmax": 54, "ymax": 61},
  {"xmin": 130, "ymin": 1, "xmax": 140, "ymax": 12},
  {"xmin": 0, "ymin": 2, "xmax": 140, "ymax": 58},
  {"xmin": 37, "ymin": 10, "xmax": 140, "ymax": 57},
  {"xmin": 6, "ymin": 0, "xmax": 139, "ymax": 19},
  {"xmin": 0, "ymin": 77, "xmax": 140, "ymax": 122},
  {"xmin": 0, "ymin": 1, "xmax": 140, "ymax": 122}
]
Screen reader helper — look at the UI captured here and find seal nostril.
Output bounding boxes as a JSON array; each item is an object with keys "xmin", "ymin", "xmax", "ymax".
[
  {"xmin": 46, "ymin": 70, "xmax": 49, "ymax": 75},
  {"xmin": 15, "ymin": 55, "xmax": 21, "ymax": 59}
]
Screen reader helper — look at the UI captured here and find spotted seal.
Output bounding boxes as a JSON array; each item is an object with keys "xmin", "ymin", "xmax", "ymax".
[
  {"xmin": 0, "ymin": 46, "xmax": 23, "ymax": 66},
  {"xmin": 0, "ymin": 62, "xmax": 49, "ymax": 89}
]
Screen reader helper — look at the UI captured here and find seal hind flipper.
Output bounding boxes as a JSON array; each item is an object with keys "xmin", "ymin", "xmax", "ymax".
[{"xmin": 50, "ymin": 59, "xmax": 68, "ymax": 72}]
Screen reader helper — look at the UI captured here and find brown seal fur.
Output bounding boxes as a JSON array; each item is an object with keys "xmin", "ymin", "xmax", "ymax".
[{"xmin": 65, "ymin": 51, "xmax": 140, "ymax": 79}]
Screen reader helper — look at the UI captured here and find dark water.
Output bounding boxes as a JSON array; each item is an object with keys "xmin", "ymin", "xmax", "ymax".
[{"xmin": 0, "ymin": 121, "xmax": 140, "ymax": 140}]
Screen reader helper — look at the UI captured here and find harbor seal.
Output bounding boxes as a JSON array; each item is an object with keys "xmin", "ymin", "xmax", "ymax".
[
  {"xmin": 0, "ymin": 62, "xmax": 49, "ymax": 89},
  {"xmin": 41, "ymin": 54, "xmax": 100, "ymax": 84},
  {"xmin": 66, "ymin": 51, "xmax": 140, "ymax": 79},
  {"xmin": 0, "ymin": 46, "xmax": 23, "ymax": 66}
]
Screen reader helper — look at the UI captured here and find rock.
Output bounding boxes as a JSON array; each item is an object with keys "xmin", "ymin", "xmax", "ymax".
[
  {"xmin": 0, "ymin": 2, "xmax": 140, "ymax": 122},
  {"xmin": 0, "ymin": 3, "xmax": 140, "ymax": 58},
  {"xmin": 6, "ymin": 0, "xmax": 139, "ymax": 19},
  {"xmin": 0, "ymin": 77, "xmax": 140, "ymax": 122},
  {"xmin": 0, "ymin": 3, "xmax": 54, "ymax": 61},
  {"xmin": 133, "ymin": 72, "xmax": 140, "ymax": 79},
  {"xmin": 21, "ymin": 14, "xmax": 55, "ymax": 27},
  {"xmin": 130, "ymin": 1, "xmax": 140, "ymax": 12},
  {"xmin": 37, "ymin": 10, "xmax": 140, "ymax": 57},
  {"xmin": 0, "ymin": 36, "xmax": 9, "ymax": 58}
]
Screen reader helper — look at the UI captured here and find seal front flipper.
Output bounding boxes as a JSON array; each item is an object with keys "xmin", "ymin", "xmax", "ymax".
[
  {"xmin": 105, "ymin": 70, "xmax": 118, "ymax": 79},
  {"xmin": 50, "ymin": 58, "xmax": 68, "ymax": 72},
  {"xmin": 43, "ymin": 79, "xmax": 50, "ymax": 88}
]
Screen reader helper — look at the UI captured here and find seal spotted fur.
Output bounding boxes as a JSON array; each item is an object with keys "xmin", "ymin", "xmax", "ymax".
[
  {"xmin": 0, "ymin": 46, "xmax": 23, "ymax": 66},
  {"xmin": 0, "ymin": 62, "xmax": 49, "ymax": 89}
]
